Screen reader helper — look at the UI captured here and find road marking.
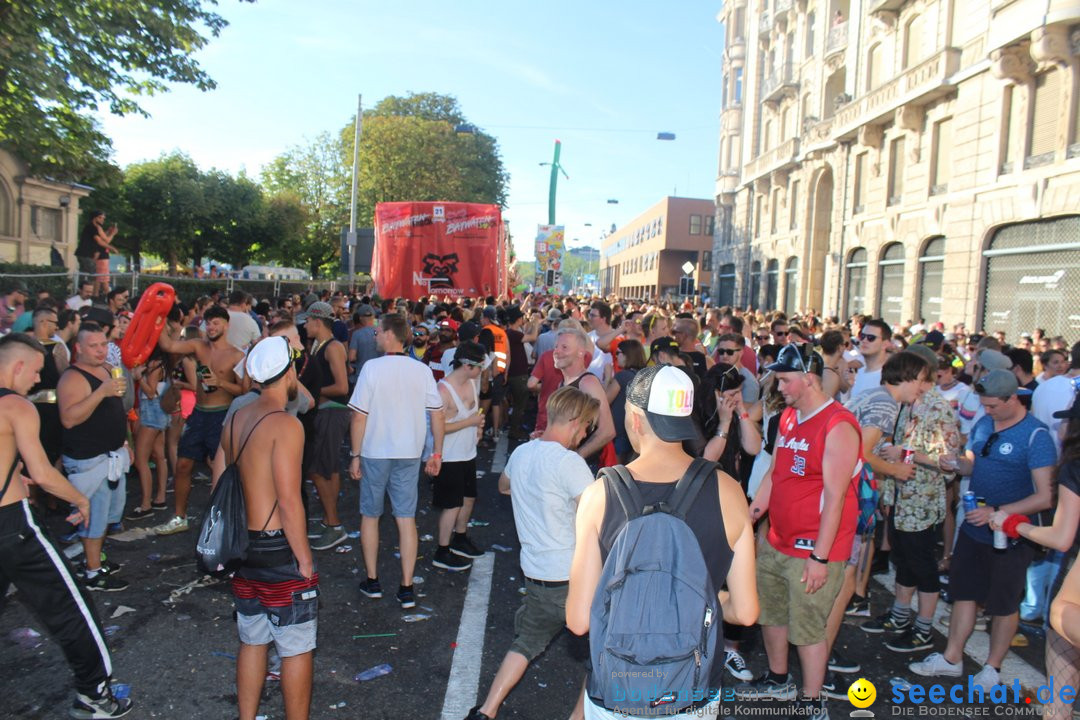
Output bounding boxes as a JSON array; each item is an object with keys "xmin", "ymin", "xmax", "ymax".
[
  {"xmin": 490, "ymin": 432, "xmax": 508, "ymax": 474},
  {"xmin": 873, "ymin": 569, "xmax": 1045, "ymax": 688},
  {"xmin": 440, "ymin": 552, "xmax": 495, "ymax": 720}
]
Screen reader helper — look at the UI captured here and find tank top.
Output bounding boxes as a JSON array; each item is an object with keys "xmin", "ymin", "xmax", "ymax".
[
  {"xmin": 768, "ymin": 400, "xmax": 862, "ymax": 562},
  {"xmin": 563, "ymin": 373, "xmax": 601, "ymax": 466},
  {"xmin": 311, "ymin": 339, "xmax": 349, "ymax": 407},
  {"xmin": 598, "ymin": 468, "xmax": 732, "ymax": 692},
  {"xmin": 439, "ymin": 378, "xmax": 479, "ymax": 462},
  {"xmin": 29, "ymin": 341, "xmax": 61, "ymax": 393},
  {"xmin": 62, "ymin": 366, "xmax": 127, "ymax": 459}
]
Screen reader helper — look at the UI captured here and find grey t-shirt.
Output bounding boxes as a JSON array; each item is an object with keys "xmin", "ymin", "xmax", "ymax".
[
  {"xmin": 844, "ymin": 385, "xmax": 899, "ymax": 455},
  {"xmin": 739, "ymin": 366, "xmax": 760, "ymax": 404},
  {"xmin": 349, "ymin": 326, "xmax": 379, "ymax": 382}
]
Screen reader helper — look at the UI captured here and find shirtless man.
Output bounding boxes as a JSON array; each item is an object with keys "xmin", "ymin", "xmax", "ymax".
[
  {"xmin": 553, "ymin": 327, "xmax": 616, "ymax": 472},
  {"xmin": 154, "ymin": 305, "xmax": 245, "ymax": 534},
  {"xmin": 220, "ymin": 337, "xmax": 315, "ymax": 720},
  {"xmin": 0, "ymin": 334, "xmax": 133, "ymax": 718}
]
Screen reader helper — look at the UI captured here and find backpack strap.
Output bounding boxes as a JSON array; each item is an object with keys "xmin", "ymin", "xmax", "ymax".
[
  {"xmin": 232, "ymin": 410, "xmax": 285, "ymax": 464},
  {"xmin": 667, "ymin": 458, "xmax": 718, "ymax": 520},
  {"xmin": 600, "ymin": 465, "xmax": 646, "ymax": 521},
  {"xmin": 0, "ymin": 388, "xmax": 22, "ymax": 504}
]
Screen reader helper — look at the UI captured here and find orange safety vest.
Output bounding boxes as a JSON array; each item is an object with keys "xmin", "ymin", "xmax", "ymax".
[{"xmin": 487, "ymin": 324, "xmax": 510, "ymax": 375}]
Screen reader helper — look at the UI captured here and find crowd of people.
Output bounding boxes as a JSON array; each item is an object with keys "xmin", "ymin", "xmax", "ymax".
[{"xmin": 0, "ymin": 276, "xmax": 1077, "ymax": 720}]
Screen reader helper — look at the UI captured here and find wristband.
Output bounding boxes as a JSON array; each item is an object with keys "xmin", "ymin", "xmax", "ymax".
[
  {"xmin": 350, "ymin": 450, "xmax": 361, "ymax": 458},
  {"xmin": 430, "ymin": 453, "xmax": 442, "ymax": 459},
  {"xmin": 714, "ymin": 431, "xmax": 728, "ymax": 439},
  {"xmin": 1002, "ymin": 514, "xmax": 1030, "ymax": 539},
  {"xmin": 739, "ymin": 412, "xmax": 750, "ymax": 420},
  {"xmin": 809, "ymin": 553, "xmax": 829, "ymax": 565}
]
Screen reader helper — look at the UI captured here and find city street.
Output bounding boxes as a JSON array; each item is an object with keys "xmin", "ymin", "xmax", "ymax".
[{"xmin": 0, "ymin": 435, "xmax": 1050, "ymax": 719}]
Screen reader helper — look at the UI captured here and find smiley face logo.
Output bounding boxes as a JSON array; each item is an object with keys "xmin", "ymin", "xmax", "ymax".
[{"xmin": 848, "ymin": 678, "xmax": 876, "ymax": 708}]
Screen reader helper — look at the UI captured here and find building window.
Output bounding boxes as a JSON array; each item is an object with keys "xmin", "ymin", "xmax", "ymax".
[
  {"xmin": 770, "ymin": 189, "xmax": 779, "ymax": 235},
  {"xmin": 704, "ymin": 214, "xmax": 715, "ymax": 236},
  {"xmin": 902, "ymin": 14, "xmax": 924, "ymax": 70},
  {"xmin": 780, "ymin": 107, "xmax": 790, "ymax": 142},
  {"xmin": 765, "ymin": 259, "xmax": 780, "ymax": 310},
  {"xmin": 1001, "ymin": 85, "xmax": 1023, "ymax": 173},
  {"xmin": 867, "ymin": 43, "xmax": 883, "ymax": 91},
  {"xmin": 918, "ymin": 236, "xmax": 946, "ymax": 324},
  {"xmin": 888, "ymin": 137, "xmax": 905, "ymax": 206},
  {"xmin": 754, "ymin": 194, "xmax": 764, "ymax": 238},
  {"xmin": 763, "ymin": 119, "xmax": 772, "ymax": 153},
  {"xmin": 783, "ymin": 257, "xmax": 799, "ymax": 316},
  {"xmin": 930, "ymin": 118, "xmax": 952, "ymax": 195},
  {"xmin": 1027, "ymin": 69, "xmax": 1060, "ymax": 167},
  {"xmin": 734, "ymin": 67, "xmax": 743, "ymax": 104},
  {"xmin": 30, "ymin": 206, "xmax": 61, "ymax": 242},
  {"xmin": 806, "ymin": 11, "xmax": 816, "ymax": 59},
  {"xmin": 877, "ymin": 242, "xmax": 906, "ymax": 327},
  {"xmin": 789, "ymin": 180, "xmax": 799, "ymax": 230},
  {"xmin": 845, "ymin": 248, "xmax": 868, "ymax": 317},
  {"xmin": 0, "ymin": 180, "xmax": 11, "ymax": 237},
  {"xmin": 734, "ymin": 7, "xmax": 746, "ymax": 40},
  {"xmin": 722, "ymin": 72, "xmax": 729, "ymax": 108},
  {"xmin": 689, "ymin": 214, "xmax": 702, "ymax": 235},
  {"xmin": 702, "ymin": 251, "xmax": 713, "ymax": 272},
  {"xmin": 853, "ymin": 152, "xmax": 867, "ymax": 213},
  {"xmin": 749, "ymin": 261, "xmax": 762, "ymax": 308}
]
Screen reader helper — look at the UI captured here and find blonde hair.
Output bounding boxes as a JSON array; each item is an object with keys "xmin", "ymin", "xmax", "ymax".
[
  {"xmin": 546, "ymin": 386, "xmax": 600, "ymax": 428},
  {"xmin": 557, "ymin": 326, "xmax": 594, "ymax": 355}
]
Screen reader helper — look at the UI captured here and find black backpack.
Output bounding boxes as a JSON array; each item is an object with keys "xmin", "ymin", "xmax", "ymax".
[
  {"xmin": 195, "ymin": 411, "xmax": 282, "ymax": 575},
  {"xmin": 588, "ymin": 458, "xmax": 720, "ymax": 715}
]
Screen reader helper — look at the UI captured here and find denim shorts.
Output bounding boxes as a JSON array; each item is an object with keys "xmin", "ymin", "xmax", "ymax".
[
  {"xmin": 359, "ymin": 457, "xmax": 421, "ymax": 518},
  {"xmin": 139, "ymin": 394, "xmax": 170, "ymax": 431},
  {"xmin": 62, "ymin": 454, "xmax": 126, "ymax": 540}
]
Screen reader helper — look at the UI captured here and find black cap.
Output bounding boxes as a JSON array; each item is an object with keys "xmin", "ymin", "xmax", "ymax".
[
  {"xmin": 458, "ymin": 321, "xmax": 480, "ymax": 343},
  {"xmin": 766, "ymin": 344, "xmax": 824, "ymax": 376},
  {"xmin": 1052, "ymin": 398, "xmax": 1080, "ymax": 421},
  {"xmin": 505, "ymin": 306, "xmax": 524, "ymax": 324}
]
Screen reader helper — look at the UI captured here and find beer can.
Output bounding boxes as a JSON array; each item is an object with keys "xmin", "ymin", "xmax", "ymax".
[
  {"xmin": 962, "ymin": 491, "xmax": 977, "ymax": 514},
  {"xmin": 110, "ymin": 366, "xmax": 124, "ymax": 380},
  {"xmin": 994, "ymin": 528, "xmax": 1008, "ymax": 550},
  {"xmin": 901, "ymin": 445, "xmax": 915, "ymax": 464}
]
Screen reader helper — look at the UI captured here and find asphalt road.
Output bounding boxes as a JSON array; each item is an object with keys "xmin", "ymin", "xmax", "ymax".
[{"xmin": 0, "ymin": 435, "xmax": 1053, "ymax": 720}]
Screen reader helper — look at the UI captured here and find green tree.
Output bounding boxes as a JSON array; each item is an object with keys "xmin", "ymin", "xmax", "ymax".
[
  {"xmin": 120, "ymin": 152, "xmax": 205, "ymax": 272},
  {"xmin": 199, "ymin": 170, "xmax": 267, "ymax": 269},
  {"xmin": 260, "ymin": 132, "xmax": 350, "ymax": 277},
  {"xmin": 0, "ymin": 0, "xmax": 249, "ymax": 179}
]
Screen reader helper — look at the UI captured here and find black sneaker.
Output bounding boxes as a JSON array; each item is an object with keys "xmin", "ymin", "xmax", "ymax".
[
  {"xmin": 828, "ymin": 651, "xmax": 861, "ymax": 674},
  {"xmin": 733, "ymin": 672, "xmax": 797, "ymax": 700},
  {"xmin": 70, "ymin": 684, "xmax": 133, "ymax": 719},
  {"xmin": 396, "ymin": 586, "xmax": 416, "ymax": 609},
  {"xmin": 822, "ymin": 671, "xmax": 847, "ymax": 700},
  {"xmin": 433, "ymin": 547, "xmax": 473, "ymax": 572},
  {"xmin": 886, "ymin": 627, "xmax": 935, "ymax": 653},
  {"xmin": 150, "ymin": 501, "xmax": 168, "ymax": 511},
  {"xmin": 84, "ymin": 573, "xmax": 128, "ymax": 593},
  {"xmin": 845, "ymin": 595, "xmax": 870, "ymax": 617},
  {"xmin": 358, "ymin": 578, "xmax": 383, "ymax": 599},
  {"xmin": 787, "ymin": 696, "xmax": 829, "ymax": 720},
  {"xmin": 76, "ymin": 559, "xmax": 122, "ymax": 581},
  {"xmin": 124, "ymin": 507, "xmax": 154, "ymax": 522},
  {"xmin": 450, "ymin": 533, "xmax": 484, "ymax": 559},
  {"xmin": 861, "ymin": 612, "xmax": 912, "ymax": 634},
  {"xmin": 464, "ymin": 706, "xmax": 493, "ymax": 720}
]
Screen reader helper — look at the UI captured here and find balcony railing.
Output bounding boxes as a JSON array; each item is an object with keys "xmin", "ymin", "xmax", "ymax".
[
  {"xmin": 868, "ymin": 0, "xmax": 906, "ymax": 13},
  {"xmin": 774, "ymin": 0, "xmax": 794, "ymax": 21},
  {"xmin": 743, "ymin": 137, "xmax": 800, "ymax": 183},
  {"xmin": 759, "ymin": 11, "xmax": 771, "ymax": 36},
  {"xmin": 826, "ymin": 22, "xmax": 848, "ymax": 55},
  {"xmin": 832, "ymin": 48, "xmax": 962, "ymax": 141},
  {"xmin": 761, "ymin": 62, "xmax": 798, "ymax": 104}
]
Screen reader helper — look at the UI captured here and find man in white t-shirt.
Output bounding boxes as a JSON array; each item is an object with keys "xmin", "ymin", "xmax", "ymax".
[
  {"xmin": 466, "ymin": 386, "xmax": 599, "ymax": 720},
  {"xmin": 226, "ymin": 290, "xmax": 261, "ymax": 351},
  {"xmin": 348, "ymin": 313, "xmax": 444, "ymax": 610},
  {"xmin": 1032, "ymin": 341, "xmax": 1079, "ymax": 453},
  {"xmin": 65, "ymin": 279, "xmax": 95, "ymax": 311},
  {"xmin": 849, "ymin": 319, "xmax": 891, "ymax": 398}
]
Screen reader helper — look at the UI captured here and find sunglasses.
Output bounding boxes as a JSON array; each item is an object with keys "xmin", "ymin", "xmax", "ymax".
[
  {"xmin": 980, "ymin": 431, "xmax": 1000, "ymax": 457},
  {"xmin": 756, "ymin": 335, "xmax": 770, "ymax": 342},
  {"xmin": 774, "ymin": 331, "xmax": 788, "ymax": 337},
  {"xmin": 858, "ymin": 332, "xmax": 880, "ymax": 341},
  {"xmin": 716, "ymin": 348, "xmax": 739, "ymax": 356},
  {"xmin": 413, "ymin": 331, "xmax": 427, "ymax": 337}
]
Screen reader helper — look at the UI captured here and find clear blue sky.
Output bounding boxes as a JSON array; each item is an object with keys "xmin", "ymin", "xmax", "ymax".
[{"xmin": 98, "ymin": 0, "xmax": 724, "ymax": 262}]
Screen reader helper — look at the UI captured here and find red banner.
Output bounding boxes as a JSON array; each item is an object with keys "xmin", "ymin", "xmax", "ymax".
[{"xmin": 373, "ymin": 202, "xmax": 505, "ymax": 299}]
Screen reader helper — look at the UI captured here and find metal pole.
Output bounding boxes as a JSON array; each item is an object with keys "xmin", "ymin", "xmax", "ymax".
[
  {"xmin": 547, "ymin": 140, "xmax": 561, "ymax": 225},
  {"xmin": 348, "ymin": 94, "xmax": 362, "ymax": 292}
]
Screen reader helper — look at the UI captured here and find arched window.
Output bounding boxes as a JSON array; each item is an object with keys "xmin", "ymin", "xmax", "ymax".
[
  {"xmin": 844, "ymin": 248, "xmax": 868, "ymax": 318},
  {"xmin": 0, "ymin": 179, "xmax": 11, "ymax": 236},
  {"xmin": 717, "ymin": 263, "xmax": 736, "ymax": 307},
  {"xmin": 903, "ymin": 14, "xmax": 924, "ymax": 69},
  {"xmin": 866, "ymin": 43, "xmax": 883, "ymax": 91},
  {"xmin": 749, "ymin": 261, "xmax": 762, "ymax": 308},
  {"xmin": 877, "ymin": 242, "xmax": 906, "ymax": 327},
  {"xmin": 917, "ymin": 236, "xmax": 946, "ymax": 324},
  {"xmin": 783, "ymin": 257, "xmax": 799, "ymax": 316},
  {"xmin": 765, "ymin": 259, "xmax": 780, "ymax": 310}
]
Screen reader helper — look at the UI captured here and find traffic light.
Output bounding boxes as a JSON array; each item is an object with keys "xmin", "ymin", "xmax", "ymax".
[{"xmin": 679, "ymin": 276, "xmax": 695, "ymax": 296}]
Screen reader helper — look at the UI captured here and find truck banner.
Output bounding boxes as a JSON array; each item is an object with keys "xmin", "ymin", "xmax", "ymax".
[
  {"xmin": 534, "ymin": 224, "xmax": 565, "ymax": 292},
  {"xmin": 373, "ymin": 202, "xmax": 505, "ymax": 298}
]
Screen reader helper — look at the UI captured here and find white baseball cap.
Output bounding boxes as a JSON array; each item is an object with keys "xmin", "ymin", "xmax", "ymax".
[
  {"xmin": 246, "ymin": 336, "xmax": 291, "ymax": 384},
  {"xmin": 626, "ymin": 364, "xmax": 700, "ymax": 443}
]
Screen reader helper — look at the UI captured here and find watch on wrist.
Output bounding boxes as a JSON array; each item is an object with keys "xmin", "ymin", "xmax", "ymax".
[
  {"xmin": 809, "ymin": 553, "xmax": 829, "ymax": 565},
  {"xmin": 715, "ymin": 430, "xmax": 728, "ymax": 439}
]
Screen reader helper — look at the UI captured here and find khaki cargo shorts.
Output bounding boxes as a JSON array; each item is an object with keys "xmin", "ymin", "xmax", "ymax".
[{"xmin": 756, "ymin": 539, "xmax": 843, "ymax": 646}]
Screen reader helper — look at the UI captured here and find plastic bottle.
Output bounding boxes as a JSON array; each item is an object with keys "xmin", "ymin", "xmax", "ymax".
[{"xmin": 354, "ymin": 664, "xmax": 393, "ymax": 682}]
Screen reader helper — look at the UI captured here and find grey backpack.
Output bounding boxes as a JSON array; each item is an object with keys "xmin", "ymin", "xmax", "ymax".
[{"xmin": 588, "ymin": 458, "xmax": 720, "ymax": 715}]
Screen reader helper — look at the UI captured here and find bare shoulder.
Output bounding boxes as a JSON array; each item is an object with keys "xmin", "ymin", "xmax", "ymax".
[
  {"xmin": 715, "ymin": 468, "xmax": 749, "ymax": 533},
  {"xmin": 0, "ymin": 392, "xmax": 32, "ymax": 422},
  {"xmin": 578, "ymin": 477, "xmax": 607, "ymax": 524},
  {"xmin": 578, "ymin": 372, "xmax": 605, "ymax": 396}
]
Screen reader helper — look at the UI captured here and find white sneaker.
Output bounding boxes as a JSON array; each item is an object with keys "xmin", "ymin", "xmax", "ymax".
[
  {"xmin": 910, "ymin": 652, "xmax": 963, "ymax": 678},
  {"xmin": 153, "ymin": 515, "xmax": 189, "ymax": 535},
  {"xmin": 724, "ymin": 650, "xmax": 753, "ymax": 681},
  {"xmin": 971, "ymin": 665, "xmax": 1001, "ymax": 692}
]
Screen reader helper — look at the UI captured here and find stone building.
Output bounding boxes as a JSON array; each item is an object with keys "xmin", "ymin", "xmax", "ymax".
[
  {"xmin": 0, "ymin": 148, "xmax": 90, "ymax": 267},
  {"xmin": 712, "ymin": 0, "xmax": 1080, "ymax": 339}
]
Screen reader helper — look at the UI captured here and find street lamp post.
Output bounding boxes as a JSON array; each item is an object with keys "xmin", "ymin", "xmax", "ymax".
[
  {"xmin": 539, "ymin": 140, "xmax": 569, "ymax": 225},
  {"xmin": 347, "ymin": 94, "xmax": 362, "ymax": 293}
]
